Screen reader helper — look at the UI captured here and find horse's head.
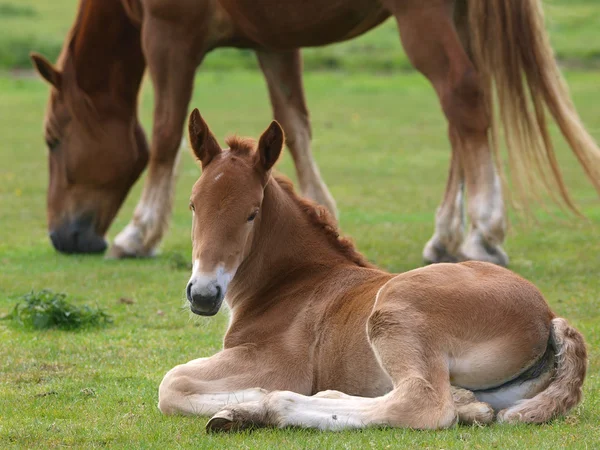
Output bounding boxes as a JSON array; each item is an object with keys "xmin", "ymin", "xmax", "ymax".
[
  {"xmin": 186, "ymin": 109, "xmax": 284, "ymax": 316},
  {"xmin": 30, "ymin": 52, "xmax": 148, "ymax": 254}
]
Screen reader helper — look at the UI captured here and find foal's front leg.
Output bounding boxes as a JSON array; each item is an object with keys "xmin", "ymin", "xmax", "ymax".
[
  {"xmin": 207, "ymin": 390, "xmax": 382, "ymax": 431},
  {"xmin": 206, "ymin": 386, "xmax": 493, "ymax": 432},
  {"xmin": 158, "ymin": 346, "xmax": 310, "ymax": 417}
]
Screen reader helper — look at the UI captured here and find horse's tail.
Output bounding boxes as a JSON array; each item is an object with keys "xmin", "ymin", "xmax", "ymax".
[
  {"xmin": 498, "ymin": 318, "xmax": 587, "ymax": 423},
  {"xmin": 466, "ymin": 0, "xmax": 600, "ymax": 211}
]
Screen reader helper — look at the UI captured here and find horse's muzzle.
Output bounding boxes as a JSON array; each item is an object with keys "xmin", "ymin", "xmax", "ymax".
[
  {"xmin": 49, "ymin": 217, "xmax": 107, "ymax": 254},
  {"xmin": 186, "ymin": 281, "xmax": 223, "ymax": 316}
]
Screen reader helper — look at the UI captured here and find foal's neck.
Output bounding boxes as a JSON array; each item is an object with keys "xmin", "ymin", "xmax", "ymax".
[
  {"xmin": 63, "ymin": 0, "xmax": 145, "ymax": 116},
  {"xmin": 226, "ymin": 176, "xmax": 368, "ymax": 312}
]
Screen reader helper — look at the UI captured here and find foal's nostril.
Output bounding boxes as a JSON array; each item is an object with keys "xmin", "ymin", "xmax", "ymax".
[
  {"xmin": 186, "ymin": 282, "xmax": 193, "ymax": 302},
  {"xmin": 215, "ymin": 285, "xmax": 222, "ymax": 300}
]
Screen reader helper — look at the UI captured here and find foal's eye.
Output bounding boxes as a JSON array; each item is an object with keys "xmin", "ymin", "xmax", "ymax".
[
  {"xmin": 247, "ymin": 210, "xmax": 259, "ymax": 222},
  {"xmin": 189, "ymin": 202, "xmax": 195, "ymax": 212},
  {"xmin": 45, "ymin": 137, "xmax": 60, "ymax": 151}
]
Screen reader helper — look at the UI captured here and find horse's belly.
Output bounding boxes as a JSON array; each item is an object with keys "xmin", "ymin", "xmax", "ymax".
[
  {"xmin": 447, "ymin": 337, "xmax": 547, "ymax": 390},
  {"xmin": 219, "ymin": 0, "xmax": 390, "ymax": 48}
]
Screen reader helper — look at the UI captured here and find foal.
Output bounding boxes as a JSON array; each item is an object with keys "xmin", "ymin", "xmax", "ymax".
[{"xmin": 158, "ymin": 109, "xmax": 587, "ymax": 431}]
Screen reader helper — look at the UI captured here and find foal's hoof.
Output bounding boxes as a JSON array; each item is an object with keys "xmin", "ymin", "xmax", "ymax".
[
  {"xmin": 206, "ymin": 411, "xmax": 236, "ymax": 433},
  {"xmin": 206, "ymin": 410, "xmax": 252, "ymax": 433},
  {"xmin": 457, "ymin": 402, "xmax": 495, "ymax": 425}
]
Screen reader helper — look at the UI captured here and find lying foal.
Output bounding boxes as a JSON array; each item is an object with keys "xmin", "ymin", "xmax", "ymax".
[{"xmin": 158, "ymin": 109, "xmax": 587, "ymax": 431}]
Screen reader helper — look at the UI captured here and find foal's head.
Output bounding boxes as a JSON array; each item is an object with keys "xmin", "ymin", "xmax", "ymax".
[{"xmin": 185, "ymin": 109, "xmax": 284, "ymax": 315}]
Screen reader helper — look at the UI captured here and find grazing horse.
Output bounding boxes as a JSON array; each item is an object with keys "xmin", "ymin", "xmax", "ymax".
[
  {"xmin": 31, "ymin": 0, "xmax": 600, "ymax": 263},
  {"xmin": 157, "ymin": 109, "xmax": 587, "ymax": 431}
]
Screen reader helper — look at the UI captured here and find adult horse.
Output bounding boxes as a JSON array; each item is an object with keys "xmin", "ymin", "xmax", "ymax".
[
  {"xmin": 31, "ymin": 0, "xmax": 600, "ymax": 263},
  {"xmin": 157, "ymin": 110, "xmax": 587, "ymax": 430}
]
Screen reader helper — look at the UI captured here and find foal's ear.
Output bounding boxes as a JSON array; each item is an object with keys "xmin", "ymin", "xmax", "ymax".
[
  {"xmin": 256, "ymin": 121, "xmax": 284, "ymax": 175},
  {"xmin": 30, "ymin": 53, "xmax": 62, "ymax": 89},
  {"xmin": 188, "ymin": 108, "xmax": 222, "ymax": 168}
]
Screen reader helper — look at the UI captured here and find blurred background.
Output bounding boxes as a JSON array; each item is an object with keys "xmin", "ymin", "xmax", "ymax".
[{"xmin": 1, "ymin": 0, "xmax": 599, "ymax": 73}]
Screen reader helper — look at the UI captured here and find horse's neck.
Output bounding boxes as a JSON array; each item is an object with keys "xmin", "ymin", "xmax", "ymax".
[
  {"xmin": 65, "ymin": 0, "xmax": 145, "ymax": 115},
  {"xmin": 227, "ymin": 178, "xmax": 348, "ymax": 309}
]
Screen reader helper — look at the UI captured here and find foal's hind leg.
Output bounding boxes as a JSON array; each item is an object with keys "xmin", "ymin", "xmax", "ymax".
[
  {"xmin": 385, "ymin": 0, "xmax": 507, "ymax": 265},
  {"xmin": 158, "ymin": 346, "xmax": 311, "ymax": 417},
  {"xmin": 451, "ymin": 386, "xmax": 495, "ymax": 425},
  {"xmin": 257, "ymin": 50, "xmax": 337, "ymax": 217}
]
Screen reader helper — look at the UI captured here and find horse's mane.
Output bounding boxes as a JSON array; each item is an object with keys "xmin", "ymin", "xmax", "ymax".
[
  {"xmin": 53, "ymin": 0, "xmax": 102, "ymax": 135},
  {"xmin": 56, "ymin": 0, "xmax": 140, "ymax": 136}
]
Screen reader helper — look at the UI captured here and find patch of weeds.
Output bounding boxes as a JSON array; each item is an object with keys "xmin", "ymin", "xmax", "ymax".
[{"xmin": 2, "ymin": 290, "xmax": 112, "ymax": 330}]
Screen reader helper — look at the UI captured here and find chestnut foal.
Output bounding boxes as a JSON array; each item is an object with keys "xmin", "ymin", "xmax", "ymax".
[{"xmin": 158, "ymin": 109, "xmax": 587, "ymax": 431}]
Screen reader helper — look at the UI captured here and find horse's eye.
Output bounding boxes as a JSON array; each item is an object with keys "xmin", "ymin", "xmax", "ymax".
[
  {"xmin": 247, "ymin": 210, "xmax": 258, "ymax": 222},
  {"xmin": 189, "ymin": 203, "xmax": 195, "ymax": 212}
]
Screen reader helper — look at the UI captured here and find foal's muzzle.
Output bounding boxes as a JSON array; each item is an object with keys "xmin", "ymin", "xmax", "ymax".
[
  {"xmin": 186, "ymin": 279, "xmax": 223, "ymax": 316},
  {"xmin": 49, "ymin": 216, "xmax": 107, "ymax": 254}
]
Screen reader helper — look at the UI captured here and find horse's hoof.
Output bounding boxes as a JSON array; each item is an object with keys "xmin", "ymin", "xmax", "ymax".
[
  {"xmin": 459, "ymin": 234, "xmax": 508, "ymax": 267},
  {"xmin": 105, "ymin": 243, "xmax": 136, "ymax": 259},
  {"xmin": 423, "ymin": 240, "xmax": 460, "ymax": 265},
  {"xmin": 105, "ymin": 241, "xmax": 156, "ymax": 259},
  {"xmin": 106, "ymin": 224, "xmax": 158, "ymax": 259}
]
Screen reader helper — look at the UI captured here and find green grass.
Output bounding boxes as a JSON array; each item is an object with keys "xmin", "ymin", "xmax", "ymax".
[
  {"xmin": 0, "ymin": 0, "xmax": 600, "ymax": 71},
  {"xmin": 0, "ymin": 67, "xmax": 599, "ymax": 447}
]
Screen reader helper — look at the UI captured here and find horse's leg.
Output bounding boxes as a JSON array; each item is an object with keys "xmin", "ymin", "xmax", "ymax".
[
  {"xmin": 256, "ymin": 50, "xmax": 337, "ymax": 216},
  {"xmin": 423, "ymin": 145, "xmax": 464, "ymax": 263},
  {"xmin": 108, "ymin": 17, "xmax": 200, "ymax": 258},
  {"xmin": 158, "ymin": 347, "xmax": 309, "ymax": 418},
  {"xmin": 387, "ymin": 0, "xmax": 507, "ymax": 265}
]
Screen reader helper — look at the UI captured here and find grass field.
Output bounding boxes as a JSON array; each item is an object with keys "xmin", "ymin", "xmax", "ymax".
[{"xmin": 1, "ymin": 1, "xmax": 600, "ymax": 449}]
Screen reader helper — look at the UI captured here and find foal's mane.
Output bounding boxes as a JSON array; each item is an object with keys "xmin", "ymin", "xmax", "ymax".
[
  {"xmin": 275, "ymin": 175, "xmax": 373, "ymax": 268},
  {"xmin": 225, "ymin": 135, "xmax": 372, "ymax": 268}
]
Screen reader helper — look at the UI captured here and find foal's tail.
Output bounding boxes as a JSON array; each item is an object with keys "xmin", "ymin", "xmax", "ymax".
[
  {"xmin": 466, "ymin": 0, "xmax": 600, "ymax": 211},
  {"xmin": 498, "ymin": 318, "xmax": 587, "ymax": 423}
]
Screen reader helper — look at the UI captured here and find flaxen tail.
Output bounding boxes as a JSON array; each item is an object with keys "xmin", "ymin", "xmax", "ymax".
[
  {"xmin": 498, "ymin": 318, "xmax": 587, "ymax": 423},
  {"xmin": 466, "ymin": 0, "xmax": 600, "ymax": 212}
]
